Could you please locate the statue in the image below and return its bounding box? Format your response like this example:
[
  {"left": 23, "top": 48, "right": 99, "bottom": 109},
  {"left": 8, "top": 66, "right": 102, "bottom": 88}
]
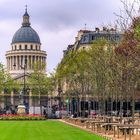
[{"left": 17, "top": 88, "right": 26, "bottom": 114}]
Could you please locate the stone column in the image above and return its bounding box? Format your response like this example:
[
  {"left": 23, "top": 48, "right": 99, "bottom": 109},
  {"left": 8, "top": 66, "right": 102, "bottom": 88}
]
[
  {"left": 19, "top": 56, "right": 21, "bottom": 70},
  {"left": 28, "top": 55, "right": 30, "bottom": 70},
  {"left": 17, "top": 56, "right": 19, "bottom": 70},
  {"left": 22, "top": 56, "right": 25, "bottom": 67},
  {"left": 12, "top": 56, "right": 14, "bottom": 70},
  {"left": 38, "top": 56, "right": 41, "bottom": 70},
  {"left": 11, "top": 56, "right": 13, "bottom": 70},
  {"left": 28, "top": 56, "right": 30, "bottom": 69},
  {"left": 42, "top": 57, "right": 44, "bottom": 70},
  {"left": 30, "top": 56, "right": 32, "bottom": 70},
  {"left": 16, "top": 56, "right": 18, "bottom": 70},
  {"left": 32, "top": 56, "right": 34, "bottom": 69},
  {"left": 13, "top": 56, "right": 15, "bottom": 70},
  {"left": 14, "top": 56, "right": 16, "bottom": 67},
  {"left": 21, "top": 55, "right": 24, "bottom": 67},
  {"left": 34, "top": 56, "right": 36, "bottom": 64},
  {"left": 26, "top": 56, "right": 28, "bottom": 69},
  {"left": 40, "top": 56, "right": 42, "bottom": 70},
  {"left": 28, "top": 55, "right": 30, "bottom": 69}
]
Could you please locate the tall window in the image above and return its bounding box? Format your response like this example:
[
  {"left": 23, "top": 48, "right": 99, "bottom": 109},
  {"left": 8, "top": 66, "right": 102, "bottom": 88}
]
[
  {"left": 36, "top": 45, "right": 38, "bottom": 50},
  {"left": 19, "top": 45, "right": 21, "bottom": 50},
  {"left": 15, "top": 45, "right": 17, "bottom": 50},
  {"left": 92, "top": 36, "right": 95, "bottom": 40},
  {"left": 25, "top": 45, "right": 27, "bottom": 50},
  {"left": 31, "top": 45, "right": 33, "bottom": 50}
]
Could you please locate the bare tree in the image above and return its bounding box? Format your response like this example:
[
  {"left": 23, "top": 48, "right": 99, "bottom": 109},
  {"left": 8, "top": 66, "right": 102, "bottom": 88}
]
[{"left": 115, "top": 0, "right": 140, "bottom": 30}]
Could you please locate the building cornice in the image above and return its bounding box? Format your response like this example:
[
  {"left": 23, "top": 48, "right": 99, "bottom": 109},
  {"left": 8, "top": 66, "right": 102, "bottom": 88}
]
[{"left": 6, "top": 50, "right": 47, "bottom": 57}]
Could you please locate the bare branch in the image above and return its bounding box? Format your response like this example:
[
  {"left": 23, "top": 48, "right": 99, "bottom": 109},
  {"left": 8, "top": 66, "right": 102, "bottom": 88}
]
[{"left": 115, "top": 0, "right": 140, "bottom": 31}]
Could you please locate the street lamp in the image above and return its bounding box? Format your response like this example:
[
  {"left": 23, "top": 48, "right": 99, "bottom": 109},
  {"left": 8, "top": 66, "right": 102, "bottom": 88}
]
[{"left": 13, "top": 58, "right": 27, "bottom": 114}]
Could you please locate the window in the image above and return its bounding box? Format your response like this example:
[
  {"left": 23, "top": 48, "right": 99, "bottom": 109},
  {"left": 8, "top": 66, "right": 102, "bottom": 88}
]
[
  {"left": 36, "top": 45, "right": 38, "bottom": 50},
  {"left": 19, "top": 45, "right": 21, "bottom": 50},
  {"left": 31, "top": 45, "right": 33, "bottom": 50},
  {"left": 83, "top": 36, "right": 87, "bottom": 41},
  {"left": 92, "top": 36, "right": 95, "bottom": 40},
  {"left": 25, "top": 45, "right": 27, "bottom": 50},
  {"left": 15, "top": 45, "right": 17, "bottom": 50}
]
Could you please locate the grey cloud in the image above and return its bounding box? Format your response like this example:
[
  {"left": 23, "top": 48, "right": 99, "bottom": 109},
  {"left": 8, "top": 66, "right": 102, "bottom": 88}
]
[
  {"left": 0, "top": 0, "right": 123, "bottom": 72},
  {"left": 0, "top": 0, "right": 121, "bottom": 31}
]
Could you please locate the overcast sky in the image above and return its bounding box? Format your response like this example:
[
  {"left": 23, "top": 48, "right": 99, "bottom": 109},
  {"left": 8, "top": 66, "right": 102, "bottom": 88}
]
[{"left": 0, "top": 0, "right": 125, "bottom": 73}]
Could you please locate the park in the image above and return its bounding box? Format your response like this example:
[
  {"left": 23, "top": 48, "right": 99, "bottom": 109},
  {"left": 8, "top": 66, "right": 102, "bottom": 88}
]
[
  {"left": 0, "top": 0, "right": 139, "bottom": 140},
  {"left": 0, "top": 121, "right": 106, "bottom": 140}
]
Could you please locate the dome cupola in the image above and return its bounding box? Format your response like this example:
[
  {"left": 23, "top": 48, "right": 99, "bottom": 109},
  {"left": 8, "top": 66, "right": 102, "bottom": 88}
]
[
  {"left": 12, "top": 6, "right": 41, "bottom": 44},
  {"left": 6, "top": 7, "right": 47, "bottom": 79},
  {"left": 22, "top": 5, "right": 30, "bottom": 27}
]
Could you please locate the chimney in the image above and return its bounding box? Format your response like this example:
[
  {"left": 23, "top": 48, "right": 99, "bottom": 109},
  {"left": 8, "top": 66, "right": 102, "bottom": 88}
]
[
  {"left": 103, "top": 27, "right": 107, "bottom": 31},
  {"left": 110, "top": 28, "right": 116, "bottom": 32},
  {"left": 95, "top": 27, "right": 100, "bottom": 32}
]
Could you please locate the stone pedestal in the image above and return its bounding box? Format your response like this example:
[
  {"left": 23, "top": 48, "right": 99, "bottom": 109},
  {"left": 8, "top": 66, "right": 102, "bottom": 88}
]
[{"left": 17, "top": 105, "right": 26, "bottom": 114}]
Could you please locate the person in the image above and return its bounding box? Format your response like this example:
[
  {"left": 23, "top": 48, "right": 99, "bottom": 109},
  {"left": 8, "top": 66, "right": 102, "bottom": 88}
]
[
  {"left": 73, "top": 112, "right": 77, "bottom": 118},
  {"left": 70, "top": 114, "right": 74, "bottom": 118},
  {"left": 43, "top": 109, "right": 47, "bottom": 118},
  {"left": 6, "top": 109, "right": 11, "bottom": 114},
  {"left": 85, "top": 111, "right": 88, "bottom": 118}
]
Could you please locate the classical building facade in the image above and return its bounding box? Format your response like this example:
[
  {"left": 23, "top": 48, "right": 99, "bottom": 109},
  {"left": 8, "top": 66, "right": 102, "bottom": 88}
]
[
  {"left": 2, "top": 9, "right": 48, "bottom": 114},
  {"left": 62, "top": 27, "right": 123, "bottom": 94},
  {"left": 6, "top": 8, "right": 47, "bottom": 78},
  {"left": 63, "top": 27, "right": 122, "bottom": 55}
]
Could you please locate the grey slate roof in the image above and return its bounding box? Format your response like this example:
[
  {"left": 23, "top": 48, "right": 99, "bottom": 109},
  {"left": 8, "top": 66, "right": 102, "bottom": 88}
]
[
  {"left": 12, "top": 26, "right": 41, "bottom": 44},
  {"left": 80, "top": 31, "right": 122, "bottom": 44},
  {"left": 24, "top": 11, "right": 29, "bottom": 17}
]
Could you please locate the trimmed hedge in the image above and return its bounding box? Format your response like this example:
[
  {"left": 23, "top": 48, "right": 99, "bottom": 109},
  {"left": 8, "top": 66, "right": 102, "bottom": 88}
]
[{"left": 0, "top": 114, "right": 46, "bottom": 120}]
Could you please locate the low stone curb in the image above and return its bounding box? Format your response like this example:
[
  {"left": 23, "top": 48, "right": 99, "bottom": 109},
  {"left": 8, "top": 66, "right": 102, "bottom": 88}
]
[{"left": 59, "top": 119, "right": 115, "bottom": 140}]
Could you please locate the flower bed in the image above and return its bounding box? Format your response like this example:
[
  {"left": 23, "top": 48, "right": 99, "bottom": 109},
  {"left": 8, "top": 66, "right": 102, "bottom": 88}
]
[{"left": 0, "top": 114, "right": 46, "bottom": 120}]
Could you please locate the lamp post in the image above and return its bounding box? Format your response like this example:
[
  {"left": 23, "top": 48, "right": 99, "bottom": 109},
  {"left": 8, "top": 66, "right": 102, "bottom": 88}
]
[{"left": 13, "top": 58, "right": 27, "bottom": 114}]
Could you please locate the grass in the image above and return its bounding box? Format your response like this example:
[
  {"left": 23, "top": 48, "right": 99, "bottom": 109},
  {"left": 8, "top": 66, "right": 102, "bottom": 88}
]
[{"left": 0, "top": 121, "right": 106, "bottom": 140}]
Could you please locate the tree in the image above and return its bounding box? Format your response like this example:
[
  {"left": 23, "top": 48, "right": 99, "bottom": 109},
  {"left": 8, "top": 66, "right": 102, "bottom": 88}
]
[
  {"left": 28, "top": 61, "right": 55, "bottom": 114},
  {"left": 56, "top": 49, "right": 93, "bottom": 116},
  {"left": 0, "top": 63, "right": 15, "bottom": 93},
  {"left": 115, "top": 16, "right": 140, "bottom": 121}
]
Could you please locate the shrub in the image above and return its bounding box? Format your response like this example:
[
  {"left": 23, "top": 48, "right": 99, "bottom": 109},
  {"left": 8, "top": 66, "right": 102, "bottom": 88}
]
[{"left": 0, "top": 114, "right": 46, "bottom": 120}]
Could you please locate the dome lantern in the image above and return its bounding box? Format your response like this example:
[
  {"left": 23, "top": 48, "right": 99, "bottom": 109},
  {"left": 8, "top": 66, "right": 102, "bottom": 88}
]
[
  {"left": 22, "top": 5, "right": 30, "bottom": 27},
  {"left": 12, "top": 6, "right": 41, "bottom": 44}
]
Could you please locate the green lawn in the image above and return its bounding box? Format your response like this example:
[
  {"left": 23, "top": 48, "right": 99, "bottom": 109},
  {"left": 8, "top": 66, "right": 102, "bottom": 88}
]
[{"left": 0, "top": 121, "right": 106, "bottom": 140}]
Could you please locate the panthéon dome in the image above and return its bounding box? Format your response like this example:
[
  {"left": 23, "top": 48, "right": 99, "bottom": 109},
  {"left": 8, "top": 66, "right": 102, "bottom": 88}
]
[
  {"left": 12, "top": 8, "right": 40, "bottom": 44},
  {"left": 6, "top": 7, "right": 47, "bottom": 78}
]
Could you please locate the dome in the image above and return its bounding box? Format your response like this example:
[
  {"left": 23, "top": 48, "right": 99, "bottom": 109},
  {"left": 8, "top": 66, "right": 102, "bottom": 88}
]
[{"left": 12, "top": 26, "right": 41, "bottom": 44}]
